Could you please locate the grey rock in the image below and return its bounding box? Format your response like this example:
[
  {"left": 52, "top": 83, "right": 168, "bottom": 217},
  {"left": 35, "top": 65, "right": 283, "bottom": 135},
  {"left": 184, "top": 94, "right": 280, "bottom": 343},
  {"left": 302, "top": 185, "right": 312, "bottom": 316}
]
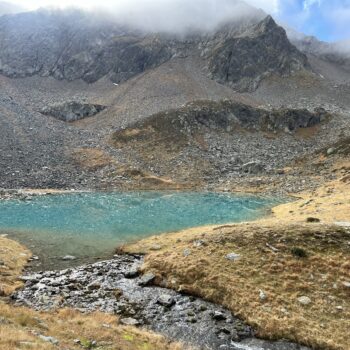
[
  {"left": 41, "top": 102, "right": 106, "bottom": 122},
  {"left": 297, "top": 296, "right": 311, "bottom": 305},
  {"left": 157, "top": 294, "right": 176, "bottom": 307},
  {"left": 61, "top": 255, "right": 77, "bottom": 261},
  {"left": 124, "top": 268, "right": 140, "bottom": 279},
  {"left": 225, "top": 253, "right": 241, "bottom": 261},
  {"left": 327, "top": 147, "right": 336, "bottom": 155},
  {"left": 120, "top": 317, "right": 140, "bottom": 326},
  {"left": 213, "top": 311, "right": 226, "bottom": 320},
  {"left": 138, "top": 273, "right": 156, "bottom": 286},
  {"left": 259, "top": 290, "right": 267, "bottom": 301},
  {"left": 183, "top": 248, "right": 192, "bottom": 257},
  {"left": 38, "top": 335, "right": 59, "bottom": 345},
  {"left": 241, "top": 161, "right": 265, "bottom": 174},
  {"left": 342, "top": 281, "right": 350, "bottom": 288}
]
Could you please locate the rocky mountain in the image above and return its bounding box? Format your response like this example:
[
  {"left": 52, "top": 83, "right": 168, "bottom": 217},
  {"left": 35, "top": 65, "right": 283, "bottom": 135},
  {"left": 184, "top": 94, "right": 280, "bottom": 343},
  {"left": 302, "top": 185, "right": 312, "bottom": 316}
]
[
  {"left": 207, "top": 16, "right": 308, "bottom": 91},
  {"left": 286, "top": 29, "right": 350, "bottom": 73},
  {"left": 0, "top": 8, "right": 308, "bottom": 92},
  {"left": 0, "top": 4, "right": 349, "bottom": 192}
]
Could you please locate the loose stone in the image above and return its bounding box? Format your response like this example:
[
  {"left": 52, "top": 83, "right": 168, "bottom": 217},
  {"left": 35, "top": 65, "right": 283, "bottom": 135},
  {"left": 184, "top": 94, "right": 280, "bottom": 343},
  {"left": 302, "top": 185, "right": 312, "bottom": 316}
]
[
  {"left": 226, "top": 253, "right": 241, "bottom": 261},
  {"left": 298, "top": 296, "right": 312, "bottom": 305}
]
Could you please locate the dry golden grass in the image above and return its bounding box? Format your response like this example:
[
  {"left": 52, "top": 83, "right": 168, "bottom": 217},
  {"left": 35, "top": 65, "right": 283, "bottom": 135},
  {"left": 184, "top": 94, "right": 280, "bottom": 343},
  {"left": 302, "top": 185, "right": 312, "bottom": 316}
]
[
  {"left": 0, "top": 236, "right": 31, "bottom": 295},
  {"left": 0, "top": 302, "right": 184, "bottom": 350},
  {"left": 125, "top": 222, "right": 350, "bottom": 350},
  {"left": 273, "top": 161, "right": 350, "bottom": 223},
  {"left": 0, "top": 236, "right": 185, "bottom": 350},
  {"left": 125, "top": 168, "right": 350, "bottom": 350}
]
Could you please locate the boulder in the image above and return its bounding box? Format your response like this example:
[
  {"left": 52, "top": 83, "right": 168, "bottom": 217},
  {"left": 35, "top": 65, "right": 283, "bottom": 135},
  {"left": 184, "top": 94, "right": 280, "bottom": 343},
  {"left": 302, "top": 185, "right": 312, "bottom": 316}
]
[{"left": 41, "top": 102, "right": 106, "bottom": 122}]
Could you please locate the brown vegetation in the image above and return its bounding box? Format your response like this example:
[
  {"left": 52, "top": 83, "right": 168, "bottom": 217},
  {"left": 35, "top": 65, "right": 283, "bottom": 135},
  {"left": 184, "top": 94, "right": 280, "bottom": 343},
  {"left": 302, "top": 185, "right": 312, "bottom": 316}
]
[
  {"left": 0, "top": 236, "right": 30, "bottom": 296},
  {"left": 125, "top": 222, "right": 350, "bottom": 350},
  {"left": 0, "top": 236, "right": 184, "bottom": 350},
  {"left": 0, "top": 303, "right": 184, "bottom": 350},
  {"left": 71, "top": 148, "right": 114, "bottom": 170}
]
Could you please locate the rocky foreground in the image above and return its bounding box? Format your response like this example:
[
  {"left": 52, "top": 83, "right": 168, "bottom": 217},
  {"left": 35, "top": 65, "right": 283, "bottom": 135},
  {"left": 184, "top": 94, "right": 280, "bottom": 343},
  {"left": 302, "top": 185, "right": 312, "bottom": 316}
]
[{"left": 13, "top": 254, "right": 310, "bottom": 350}]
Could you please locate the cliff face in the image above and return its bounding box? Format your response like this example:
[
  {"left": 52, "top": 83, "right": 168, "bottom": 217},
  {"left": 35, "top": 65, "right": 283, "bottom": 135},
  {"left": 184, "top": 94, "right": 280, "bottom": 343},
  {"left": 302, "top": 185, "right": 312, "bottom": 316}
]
[
  {"left": 207, "top": 16, "right": 309, "bottom": 91},
  {"left": 0, "top": 10, "right": 174, "bottom": 83},
  {"left": 0, "top": 9, "right": 308, "bottom": 91}
]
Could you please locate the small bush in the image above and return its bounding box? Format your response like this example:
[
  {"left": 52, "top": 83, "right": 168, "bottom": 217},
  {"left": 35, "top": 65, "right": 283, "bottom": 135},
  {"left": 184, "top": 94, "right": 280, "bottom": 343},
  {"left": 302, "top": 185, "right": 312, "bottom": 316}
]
[
  {"left": 291, "top": 247, "right": 308, "bottom": 258},
  {"left": 306, "top": 217, "right": 320, "bottom": 223}
]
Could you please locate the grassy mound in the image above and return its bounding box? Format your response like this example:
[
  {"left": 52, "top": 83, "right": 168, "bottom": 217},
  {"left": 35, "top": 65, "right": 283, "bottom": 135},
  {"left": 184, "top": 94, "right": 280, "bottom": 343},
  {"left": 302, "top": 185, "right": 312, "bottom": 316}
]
[{"left": 125, "top": 222, "right": 350, "bottom": 349}]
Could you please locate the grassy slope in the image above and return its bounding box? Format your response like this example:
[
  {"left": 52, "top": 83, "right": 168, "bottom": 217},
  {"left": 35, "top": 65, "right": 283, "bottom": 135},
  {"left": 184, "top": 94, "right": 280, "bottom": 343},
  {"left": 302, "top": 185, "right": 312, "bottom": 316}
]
[
  {"left": 124, "top": 174, "right": 350, "bottom": 350},
  {"left": 0, "top": 237, "right": 184, "bottom": 350}
]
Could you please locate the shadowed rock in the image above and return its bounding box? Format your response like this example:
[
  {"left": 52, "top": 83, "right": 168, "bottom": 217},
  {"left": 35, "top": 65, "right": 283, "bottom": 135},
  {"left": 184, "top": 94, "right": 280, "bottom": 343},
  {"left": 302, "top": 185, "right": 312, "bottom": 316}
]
[{"left": 41, "top": 102, "right": 106, "bottom": 122}]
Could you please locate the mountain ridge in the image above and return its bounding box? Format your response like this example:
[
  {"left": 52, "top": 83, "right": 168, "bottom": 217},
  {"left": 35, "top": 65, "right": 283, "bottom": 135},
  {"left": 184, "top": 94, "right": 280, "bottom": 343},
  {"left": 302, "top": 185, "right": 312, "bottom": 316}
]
[{"left": 0, "top": 9, "right": 308, "bottom": 92}]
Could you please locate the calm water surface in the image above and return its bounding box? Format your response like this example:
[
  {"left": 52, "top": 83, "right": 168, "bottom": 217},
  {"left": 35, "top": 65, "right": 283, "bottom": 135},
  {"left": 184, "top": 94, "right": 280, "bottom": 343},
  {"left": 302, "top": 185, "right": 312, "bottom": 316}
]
[{"left": 0, "top": 192, "right": 281, "bottom": 267}]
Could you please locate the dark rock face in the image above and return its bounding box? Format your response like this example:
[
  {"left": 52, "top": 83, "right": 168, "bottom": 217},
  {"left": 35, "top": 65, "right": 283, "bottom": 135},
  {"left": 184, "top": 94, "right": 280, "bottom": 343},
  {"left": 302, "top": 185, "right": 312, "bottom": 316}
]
[
  {"left": 207, "top": 16, "right": 309, "bottom": 91},
  {"left": 0, "top": 10, "right": 174, "bottom": 83},
  {"left": 0, "top": 9, "right": 308, "bottom": 92},
  {"left": 41, "top": 102, "right": 106, "bottom": 122}
]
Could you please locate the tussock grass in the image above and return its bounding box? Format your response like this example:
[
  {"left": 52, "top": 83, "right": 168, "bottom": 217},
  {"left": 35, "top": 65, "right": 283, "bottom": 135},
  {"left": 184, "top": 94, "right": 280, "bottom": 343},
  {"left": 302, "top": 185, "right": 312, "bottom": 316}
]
[
  {"left": 0, "top": 302, "right": 184, "bottom": 350},
  {"left": 0, "top": 236, "right": 31, "bottom": 295},
  {"left": 125, "top": 222, "right": 350, "bottom": 350}
]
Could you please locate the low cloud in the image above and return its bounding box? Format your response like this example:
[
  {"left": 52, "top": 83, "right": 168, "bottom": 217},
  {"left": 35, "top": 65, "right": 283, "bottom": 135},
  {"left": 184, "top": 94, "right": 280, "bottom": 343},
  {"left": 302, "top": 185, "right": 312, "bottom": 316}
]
[
  {"left": 91, "top": 0, "right": 266, "bottom": 34},
  {"left": 7, "top": 0, "right": 270, "bottom": 34}
]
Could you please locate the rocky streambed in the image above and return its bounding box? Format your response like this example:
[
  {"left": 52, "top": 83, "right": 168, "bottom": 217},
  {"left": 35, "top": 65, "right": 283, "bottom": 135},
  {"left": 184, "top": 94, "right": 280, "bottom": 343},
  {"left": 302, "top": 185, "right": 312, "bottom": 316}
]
[{"left": 13, "top": 254, "right": 310, "bottom": 350}]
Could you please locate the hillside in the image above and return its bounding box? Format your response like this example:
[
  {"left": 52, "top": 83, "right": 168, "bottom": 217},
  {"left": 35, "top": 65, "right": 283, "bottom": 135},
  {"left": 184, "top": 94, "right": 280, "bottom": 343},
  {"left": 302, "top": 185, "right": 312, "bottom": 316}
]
[
  {"left": 0, "top": 8, "right": 349, "bottom": 191},
  {"left": 0, "top": 2, "right": 349, "bottom": 350}
]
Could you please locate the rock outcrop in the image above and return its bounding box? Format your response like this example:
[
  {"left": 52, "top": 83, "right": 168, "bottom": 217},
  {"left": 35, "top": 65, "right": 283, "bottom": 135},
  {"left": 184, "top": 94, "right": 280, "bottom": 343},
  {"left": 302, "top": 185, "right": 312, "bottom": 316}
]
[
  {"left": 0, "top": 10, "right": 174, "bottom": 83},
  {"left": 207, "top": 16, "right": 309, "bottom": 91},
  {"left": 116, "top": 100, "right": 324, "bottom": 137},
  {"left": 41, "top": 102, "right": 106, "bottom": 122}
]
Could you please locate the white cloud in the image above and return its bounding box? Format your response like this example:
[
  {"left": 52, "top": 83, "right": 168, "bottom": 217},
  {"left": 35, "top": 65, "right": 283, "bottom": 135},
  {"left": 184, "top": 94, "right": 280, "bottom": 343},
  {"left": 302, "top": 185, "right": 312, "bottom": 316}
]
[
  {"left": 9, "top": 0, "right": 278, "bottom": 14},
  {"left": 6, "top": 0, "right": 273, "bottom": 34},
  {"left": 246, "top": 0, "right": 279, "bottom": 13},
  {"left": 303, "top": 0, "right": 322, "bottom": 11}
]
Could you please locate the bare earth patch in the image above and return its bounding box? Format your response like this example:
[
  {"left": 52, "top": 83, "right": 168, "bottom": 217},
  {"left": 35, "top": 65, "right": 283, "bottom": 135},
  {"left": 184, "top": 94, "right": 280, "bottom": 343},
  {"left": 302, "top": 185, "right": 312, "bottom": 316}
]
[{"left": 70, "top": 148, "right": 115, "bottom": 170}]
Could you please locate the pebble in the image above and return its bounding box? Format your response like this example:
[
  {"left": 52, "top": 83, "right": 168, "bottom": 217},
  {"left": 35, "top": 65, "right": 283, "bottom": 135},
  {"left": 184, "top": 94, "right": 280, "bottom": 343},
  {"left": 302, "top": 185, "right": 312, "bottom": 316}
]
[
  {"left": 225, "top": 253, "right": 241, "bottom": 261},
  {"left": 259, "top": 290, "right": 267, "bottom": 301},
  {"left": 183, "top": 248, "right": 192, "bottom": 257},
  {"left": 61, "top": 255, "right": 77, "bottom": 261},
  {"left": 120, "top": 317, "right": 140, "bottom": 326},
  {"left": 157, "top": 294, "right": 176, "bottom": 307},
  {"left": 298, "top": 296, "right": 312, "bottom": 305}
]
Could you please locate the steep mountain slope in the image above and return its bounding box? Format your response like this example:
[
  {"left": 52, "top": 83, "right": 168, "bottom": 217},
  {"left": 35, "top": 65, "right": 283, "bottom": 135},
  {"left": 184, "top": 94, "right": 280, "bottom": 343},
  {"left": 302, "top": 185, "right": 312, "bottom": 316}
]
[
  {"left": 0, "top": 9, "right": 308, "bottom": 92},
  {"left": 207, "top": 16, "right": 308, "bottom": 91},
  {"left": 0, "top": 5, "right": 349, "bottom": 192},
  {"left": 286, "top": 29, "right": 350, "bottom": 84}
]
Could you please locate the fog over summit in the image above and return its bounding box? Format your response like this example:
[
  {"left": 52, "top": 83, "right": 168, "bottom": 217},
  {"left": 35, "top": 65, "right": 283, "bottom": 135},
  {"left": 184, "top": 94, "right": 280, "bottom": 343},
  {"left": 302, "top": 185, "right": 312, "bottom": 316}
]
[
  {"left": 92, "top": 0, "right": 265, "bottom": 34},
  {"left": 3, "top": 0, "right": 267, "bottom": 34}
]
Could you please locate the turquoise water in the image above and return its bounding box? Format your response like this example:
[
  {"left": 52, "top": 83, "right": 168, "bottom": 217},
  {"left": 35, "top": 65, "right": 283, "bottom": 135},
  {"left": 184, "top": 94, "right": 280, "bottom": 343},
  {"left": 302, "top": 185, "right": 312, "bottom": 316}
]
[{"left": 0, "top": 192, "right": 279, "bottom": 264}]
